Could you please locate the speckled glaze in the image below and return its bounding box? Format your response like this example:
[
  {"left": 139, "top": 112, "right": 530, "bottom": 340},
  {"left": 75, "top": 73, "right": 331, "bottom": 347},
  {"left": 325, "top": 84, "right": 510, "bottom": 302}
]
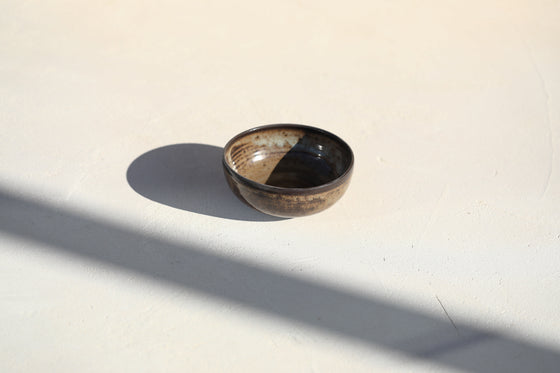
[{"left": 223, "top": 124, "right": 354, "bottom": 218}]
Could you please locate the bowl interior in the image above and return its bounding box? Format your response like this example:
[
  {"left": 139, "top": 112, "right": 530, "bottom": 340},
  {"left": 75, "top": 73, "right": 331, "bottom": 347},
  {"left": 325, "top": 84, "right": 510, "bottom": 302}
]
[{"left": 224, "top": 126, "right": 353, "bottom": 188}]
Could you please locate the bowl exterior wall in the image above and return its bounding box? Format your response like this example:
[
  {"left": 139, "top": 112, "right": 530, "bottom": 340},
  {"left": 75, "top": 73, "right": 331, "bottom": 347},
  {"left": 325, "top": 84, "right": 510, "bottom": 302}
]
[{"left": 223, "top": 165, "right": 352, "bottom": 218}]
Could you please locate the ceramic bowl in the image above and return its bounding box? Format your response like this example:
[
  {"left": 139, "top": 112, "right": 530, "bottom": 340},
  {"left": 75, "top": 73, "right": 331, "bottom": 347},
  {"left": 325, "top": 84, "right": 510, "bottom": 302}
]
[{"left": 222, "top": 124, "right": 354, "bottom": 218}]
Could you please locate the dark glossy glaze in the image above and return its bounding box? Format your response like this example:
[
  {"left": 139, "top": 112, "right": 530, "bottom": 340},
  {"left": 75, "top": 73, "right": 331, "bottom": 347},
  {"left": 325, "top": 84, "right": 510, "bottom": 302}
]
[{"left": 223, "top": 124, "right": 354, "bottom": 218}]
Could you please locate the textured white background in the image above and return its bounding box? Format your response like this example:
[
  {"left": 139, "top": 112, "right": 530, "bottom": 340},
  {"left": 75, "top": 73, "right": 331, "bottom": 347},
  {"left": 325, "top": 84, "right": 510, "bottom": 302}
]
[{"left": 1, "top": 1, "right": 559, "bottom": 372}]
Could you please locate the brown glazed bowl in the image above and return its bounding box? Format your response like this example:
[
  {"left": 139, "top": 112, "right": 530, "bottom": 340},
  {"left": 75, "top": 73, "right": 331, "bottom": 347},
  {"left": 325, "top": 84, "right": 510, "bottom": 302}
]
[{"left": 222, "top": 124, "right": 354, "bottom": 218}]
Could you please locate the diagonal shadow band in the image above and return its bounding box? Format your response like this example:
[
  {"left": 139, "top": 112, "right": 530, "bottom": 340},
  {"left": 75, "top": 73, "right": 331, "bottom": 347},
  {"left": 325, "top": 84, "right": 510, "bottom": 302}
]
[
  {"left": 126, "top": 143, "right": 284, "bottom": 221},
  {"left": 1, "top": 187, "right": 559, "bottom": 372}
]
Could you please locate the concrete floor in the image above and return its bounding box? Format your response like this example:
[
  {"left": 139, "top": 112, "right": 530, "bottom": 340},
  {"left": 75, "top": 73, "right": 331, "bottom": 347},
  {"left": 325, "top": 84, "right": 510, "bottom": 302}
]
[{"left": 1, "top": 1, "right": 559, "bottom": 372}]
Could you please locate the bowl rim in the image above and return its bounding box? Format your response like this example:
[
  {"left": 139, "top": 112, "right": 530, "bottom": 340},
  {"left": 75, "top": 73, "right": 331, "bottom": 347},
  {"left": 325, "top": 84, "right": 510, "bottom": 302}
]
[{"left": 222, "top": 123, "right": 354, "bottom": 194}]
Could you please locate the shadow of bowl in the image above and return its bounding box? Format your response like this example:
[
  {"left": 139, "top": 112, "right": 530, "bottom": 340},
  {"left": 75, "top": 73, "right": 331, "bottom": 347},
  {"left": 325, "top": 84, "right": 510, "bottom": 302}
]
[{"left": 126, "top": 144, "right": 284, "bottom": 221}]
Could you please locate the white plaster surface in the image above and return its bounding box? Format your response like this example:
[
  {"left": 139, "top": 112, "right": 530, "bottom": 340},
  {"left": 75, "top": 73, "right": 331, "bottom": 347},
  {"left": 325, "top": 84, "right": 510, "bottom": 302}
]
[{"left": 1, "top": 1, "right": 559, "bottom": 372}]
